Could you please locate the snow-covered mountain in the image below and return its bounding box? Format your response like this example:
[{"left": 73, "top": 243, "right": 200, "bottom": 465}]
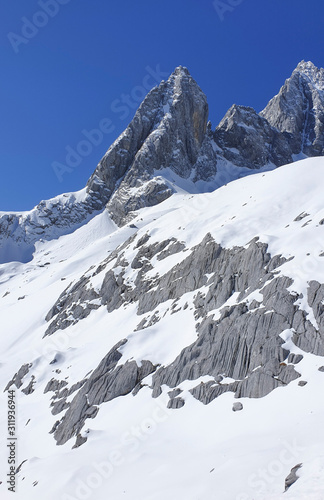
[
  {"left": 1, "top": 62, "right": 324, "bottom": 500},
  {"left": 2, "top": 61, "right": 323, "bottom": 265},
  {"left": 261, "top": 60, "right": 324, "bottom": 157}
]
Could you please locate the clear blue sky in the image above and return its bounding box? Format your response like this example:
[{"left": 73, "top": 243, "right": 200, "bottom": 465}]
[{"left": 0, "top": 0, "right": 323, "bottom": 210}]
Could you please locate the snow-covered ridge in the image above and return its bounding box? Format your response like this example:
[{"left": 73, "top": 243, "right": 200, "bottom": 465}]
[
  {"left": 0, "top": 188, "right": 104, "bottom": 264},
  {"left": 294, "top": 60, "right": 324, "bottom": 93},
  {"left": 1, "top": 158, "right": 324, "bottom": 499}
]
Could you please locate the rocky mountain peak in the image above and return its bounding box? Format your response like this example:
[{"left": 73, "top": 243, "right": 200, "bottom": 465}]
[
  {"left": 86, "top": 65, "right": 212, "bottom": 225},
  {"left": 1, "top": 61, "right": 324, "bottom": 264},
  {"left": 260, "top": 60, "right": 324, "bottom": 156},
  {"left": 294, "top": 60, "right": 324, "bottom": 87},
  {"left": 214, "top": 104, "right": 293, "bottom": 169}
]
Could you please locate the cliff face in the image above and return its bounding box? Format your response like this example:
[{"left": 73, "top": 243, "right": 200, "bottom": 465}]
[
  {"left": 214, "top": 104, "right": 294, "bottom": 169},
  {"left": 87, "top": 66, "right": 215, "bottom": 225},
  {"left": 260, "top": 60, "right": 324, "bottom": 156}
]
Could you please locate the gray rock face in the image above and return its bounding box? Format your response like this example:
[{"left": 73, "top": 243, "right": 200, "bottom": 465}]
[
  {"left": 214, "top": 105, "right": 293, "bottom": 169},
  {"left": 5, "top": 363, "right": 32, "bottom": 391},
  {"left": 292, "top": 280, "right": 324, "bottom": 355},
  {"left": 44, "top": 271, "right": 103, "bottom": 337},
  {"left": 288, "top": 353, "right": 303, "bottom": 364},
  {"left": 261, "top": 61, "right": 324, "bottom": 156},
  {"left": 284, "top": 463, "right": 302, "bottom": 492},
  {"left": 21, "top": 376, "right": 36, "bottom": 395},
  {"left": 54, "top": 340, "right": 157, "bottom": 446},
  {"left": 96, "top": 66, "right": 216, "bottom": 225},
  {"left": 150, "top": 272, "right": 303, "bottom": 402},
  {"left": 232, "top": 402, "right": 243, "bottom": 412},
  {"left": 87, "top": 67, "right": 203, "bottom": 202},
  {"left": 40, "top": 228, "right": 324, "bottom": 446},
  {"left": 167, "top": 397, "right": 185, "bottom": 409},
  {"left": 44, "top": 378, "right": 68, "bottom": 393}
]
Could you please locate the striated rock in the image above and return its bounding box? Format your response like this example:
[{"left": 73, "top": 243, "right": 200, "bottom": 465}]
[
  {"left": 167, "top": 397, "right": 185, "bottom": 409},
  {"left": 284, "top": 463, "right": 302, "bottom": 492},
  {"left": 215, "top": 105, "right": 293, "bottom": 169},
  {"left": 22, "top": 376, "right": 36, "bottom": 395},
  {"left": 54, "top": 340, "right": 157, "bottom": 445},
  {"left": 190, "top": 381, "right": 239, "bottom": 406},
  {"left": 288, "top": 353, "right": 303, "bottom": 364},
  {"left": 44, "top": 229, "right": 324, "bottom": 420},
  {"left": 292, "top": 280, "right": 324, "bottom": 355},
  {"left": 44, "top": 378, "right": 68, "bottom": 393},
  {"left": 51, "top": 398, "right": 70, "bottom": 415},
  {"left": 72, "top": 433, "right": 88, "bottom": 449},
  {"left": 261, "top": 61, "right": 324, "bottom": 156},
  {"left": 168, "top": 388, "right": 183, "bottom": 399},
  {"left": 99, "top": 66, "right": 215, "bottom": 225},
  {"left": 5, "top": 363, "right": 32, "bottom": 391},
  {"left": 44, "top": 277, "right": 100, "bottom": 337}
]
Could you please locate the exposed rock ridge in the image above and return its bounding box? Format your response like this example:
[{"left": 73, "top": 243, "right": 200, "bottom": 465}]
[
  {"left": 0, "top": 190, "right": 106, "bottom": 264},
  {"left": 215, "top": 104, "right": 294, "bottom": 169},
  {"left": 28, "top": 233, "right": 324, "bottom": 446},
  {"left": 53, "top": 340, "right": 157, "bottom": 446}
]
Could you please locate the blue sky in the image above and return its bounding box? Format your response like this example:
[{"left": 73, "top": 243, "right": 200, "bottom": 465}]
[{"left": 0, "top": 0, "right": 323, "bottom": 210}]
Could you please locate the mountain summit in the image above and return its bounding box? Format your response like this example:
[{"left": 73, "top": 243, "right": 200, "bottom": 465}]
[
  {"left": 0, "top": 60, "right": 323, "bottom": 262},
  {"left": 87, "top": 65, "right": 216, "bottom": 225},
  {"left": 261, "top": 60, "right": 324, "bottom": 156}
]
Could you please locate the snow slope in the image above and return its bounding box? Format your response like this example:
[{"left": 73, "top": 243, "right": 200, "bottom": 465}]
[{"left": 1, "top": 157, "right": 324, "bottom": 499}]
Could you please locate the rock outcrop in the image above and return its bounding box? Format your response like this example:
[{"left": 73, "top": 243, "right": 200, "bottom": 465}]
[
  {"left": 214, "top": 104, "right": 293, "bottom": 169},
  {"left": 28, "top": 231, "right": 324, "bottom": 445}
]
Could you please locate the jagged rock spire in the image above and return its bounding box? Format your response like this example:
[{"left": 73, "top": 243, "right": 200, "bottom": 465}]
[
  {"left": 260, "top": 60, "right": 324, "bottom": 156},
  {"left": 86, "top": 66, "right": 217, "bottom": 225}
]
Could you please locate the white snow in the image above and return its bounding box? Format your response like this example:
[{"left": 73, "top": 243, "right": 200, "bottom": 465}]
[{"left": 1, "top": 157, "right": 324, "bottom": 499}]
